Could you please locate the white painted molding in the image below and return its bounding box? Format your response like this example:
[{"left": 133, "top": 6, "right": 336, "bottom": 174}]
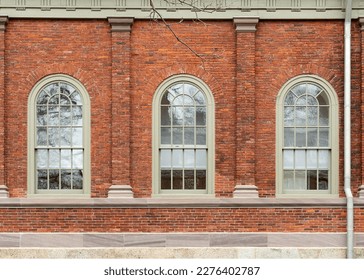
[
  {"left": 108, "top": 185, "right": 134, "bottom": 198},
  {"left": 0, "top": 16, "right": 8, "bottom": 31},
  {"left": 233, "top": 17, "right": 259, "bottom": 32},
  {"left": 359, "top": 185, "right": 364, "bottom": 198},
  {"left": 233, "top": 185, "right": 259, "bottom": 198},
  {"left": 0, "top": 185, "right": 9, "bottom": 198},
  {"left": 108, "top": 17, "right": 133, "bottom": 32}
]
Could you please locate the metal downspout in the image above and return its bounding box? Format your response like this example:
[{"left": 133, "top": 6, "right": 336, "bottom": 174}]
[{"left": 344, "top": 0, "right": 354, "bottom": 259}]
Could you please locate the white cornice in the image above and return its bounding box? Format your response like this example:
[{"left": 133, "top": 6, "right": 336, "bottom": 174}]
[{"left": 0, "top": 0, "right": 362, "bottom": 19}]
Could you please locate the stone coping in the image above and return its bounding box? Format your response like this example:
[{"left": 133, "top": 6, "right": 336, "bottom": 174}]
[{"left": 0, "top": 197, "right": 363, "bottom": 208}]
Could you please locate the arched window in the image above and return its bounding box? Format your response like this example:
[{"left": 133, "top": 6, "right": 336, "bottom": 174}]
[
  {"left": 152, "top": 75, "right": 214, "bottom": 195},
  {"left": 28, "top": 75, "right": 90, "bottom": 196},
  {"left": 276, "top": 75, "right": 338, "bottom": 197}
]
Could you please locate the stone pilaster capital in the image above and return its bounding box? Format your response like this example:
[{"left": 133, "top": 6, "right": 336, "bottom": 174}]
[
  {"left": 108, "top": 17, "right": 134, "bottom": 32},
  {"left": 359, "top": 18, "right": 364, "bottom": 31},
  {"left": 233, "top": 17, "right": 259, "bottom": 33},
  {"left": 0, "top": 16, "right": 8, "bottom": 31}
]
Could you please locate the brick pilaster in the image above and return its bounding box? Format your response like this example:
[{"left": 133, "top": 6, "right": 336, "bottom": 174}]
[
  {"left": 359, "top": 18, "right": 364, "bottom": 196},
  {"left": 107, "top": 17, "right": 134, "bottom": 198},
  {"left": 233, "top": 17, "right": 259, "bottom": 198}
]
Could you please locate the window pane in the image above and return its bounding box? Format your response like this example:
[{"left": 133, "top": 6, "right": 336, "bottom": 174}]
[
  {"left": 196, "top": 107, "right": 206, "bottom": 125},
  {"left": 291, "top": 84, "right": 306, "bottom": 96},
  {"left": 48, "top": 128, "right": 60, "bottom": 147},
  {"left": 160, "top": 149, "right": 171, "bottom": 168},
  {"left": 295, "top": 150, "right": 306, "bottom": 169},
  {"left": 60, "top": 170, "right": 72, "bottom": 189},
  {"left": 295, "top": 170, "right": 306, "bottom": 190},
  {"left": 295, "top": 106, "right": 306, "bottom": 126},
  {"left": 72, "top": 170, "right": 83, "bottom": 189},
  {"left": 307, "top": 84, "right": 322, "bottom": 96},
  {"left": 48, "top": 106, "right": 59, "bottom": 125},
  {"left": 283, "top": 150, "right": 294, "bottom": 169},
  {"left": 61, "top": 149, "right": 72, "bottom": 169},
  {"left": 37, "top": 128, "right": 47, "bottom": 146},
  {"left": 161, "top": 93, "right": 171, "bottom": 105},
  {"left": 184, "top": 170, "right": 195, "bottom": 190},
  {"left": 307, "top": 128, "right": 318, "bottom": 147},
  {"left": 36, "top": 149, "right": 48, "bottom": 169},
  {"left": 307, "top": 150, "right": 317, "bottom": 169},
  {"left": 295, "top": 128, "right": 306, "bottom": 147},
  {"left": 49, "top": 95, "right": 59, "bottom": 105},
  {"left": 296, "top": 95, "right": 307, "bottom": 106},
  {"left": 307, "top": 107, "right": 318, "bottom": 126},
  {"left": 306, "top": 95, "right": 318, "bottom": 105},
  {"left": 284, "top": 128, "right": 294, "bottom": 147},
  {"left": 184, "top": 107, "right": 195, "bottom": 126},
  {"left": 172, "top": 149, "right": 183, "bottom": 168},
  {"left": 317, "top": 93, "right": 328, "bottom": 105},
  {"left": 161, "top": 127, "right": 171, "bottom": 144},
  {"left": 172, "top": 107, "right": 183, "bottom": 125},
  {"left": 196, "top": 150, "right": 207, "bottom": 169},
  {"left": 72, "top": 106, "right": 83, "bottom": 125},
  {"left": 37, "top": 106, "right": 47, "bottom": 125},
  {"left": 318, "top": 170, "right": 329, "bottom": 190},
  {"left": 319, "top": 128, "right": 329, "bottom": 147},
  {"left": 60, "top": 106, "right": 72, "bottom": 125},
  {"left": 184, "top": 149, "right": 195, "bottom": 168},
  {"left": 60, "top": 127, "right": 72, "bottom": 147},
  {"left": 307, "top": 170, "right": 317, "bottom": 190},
  {"left": 49, "top": 170, "right": 60, "bottom": 189},
  {"left": 319, "top": 106, "right": 329, "bottom": 126},
  {"left": 161, "top": 106, "right": 171, "bottom": 125},
  {"left": 318, "top": 150, "right": 330, "bottom": 169},
  {"left": 185, "top": 84, "right": 199, "bottom": 97},
  {"left": 184, "top": 127, "right": 194, "bottom": 145},
  {"left": 194, "top": 91, "right": 206, "bottom": 105},
  {"left": 72, "top": 149, "right": 83, "bottom": 169},
  {"left": 72, "top": 128, "right": 83, "bottom": 146},
  {"left": 284, "top": 107, "right": 294, "bottom": 126},
  {"left": 37, "top": 90, "right": 49, "bottom": 104},
  {"left": 172, "top": 128, "right": 183, "bottom": 145},
  {"left": 161, "top": 170, "right": 171, "bottom": 190},
  {"left": 196, "top": 128, "right": 206, "bottom": 145},
  {"left": 172, "top": 170, "right": 183, "bottom": 189},
  {"left": 284, "top": 92, "right": 295, "bottom": 105},
  {"left": 283, "top": 170, "right": 294, "bottom": 190},
  {"left": 37, "top": 170, "right": 48, "bottom": 190},
  {"left": 70, "top": 92, "right": 82, "bottom": 105},
  {"left": 182, "top": 95, "right": 194, "bottom": 106},
  {"left": 196, "top": 170, "right": 206, "bottom": 190},
  {"left": 49, "top": 149, "right": 60, "bottom": 168}
]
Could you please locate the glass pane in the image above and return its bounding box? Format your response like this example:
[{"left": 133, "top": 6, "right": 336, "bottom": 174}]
[
  {"left": 318, "top": 170, "right": 329, "bottom": 190},
  {"left": 184, "top": 150, "right": 195, "bottom": 168},
  {"left": 70, "top": 92, "right": 82, "bottom": 105},
  {"left": 291, "top": 84, "right": 306, "bottom": 96},
  {"left": 47, "top": 84, "right": 59, "bottom": 97},
  {"left": 296, "top": 95, "right": 307, "bottom": 106},
  {"left": 172, "top": 170, "right": 183, "bottom": 189},
  {"left": 284, "top": 92, "right": 296, "bottom": 105},
  {"left": 61, "top": 149, "right": 72, "bottom": 169},
  {"left": 319, "top": 106, "right": 329, "bottom": 126},
  {"left": 49, "top": 149, "right": 60, "bottom": 168},
  {"left": 173, "top": 96, "right": 184, "bottom": 106},
  {"left": 172, "top": 149, "right": 183, "bottom": 168},
  {"left": 72, "top": 149, "right": 83, "bottom": 169},
  {"left": 307, "top": 150, "right": 317, "bottom": 169},
  {"left": 37, "top": 170, "right": 48, "bottom": 190},
  {"left": 196, "top": 170, "right": 206, "bottom": 190},
  {"left": 196, "top": 128, "right": 206, "bottom": 145},
  {"left": 72, "top": 170, "right": 83, "bottom": 189},
  {"left": 60, "top": 94, "right": 70, "bottom": 105},
  {"left": 48, "top": 106, "right": 59, "bottom": 125},
  {"left": 60, "top": 170, "right": 72, "bottom": 189},
  {"left": 318, "top": 150, "right": 330, "bottom": 169},
  {"left": 196, "top": 107, "right": 206, "bottom": 125},
  {"left": 307, "top": 84, "right": 322, "bottom": 96},
  {"left": 283, "top": 150, "right": 294, "bottom": 169},
  {"left": 37, "top": 128, "right": 47, "bottom": 146},
  {"left": 194, "top": 91, "right": 206, "bottom": 105},
  {"left": 295, "top": 150, "right": 306, "bottom": 169},
  {"left": 307, "top": 170, "right": 317, "bottom": 190},
  {"left": 306, "top": 95, "right": 317, "bottom": 106},
  {"left": 161, "top": 93, "right": 171, "bottom": 105},
  {"left": 295, "top": 170, "right": 306, "bottom": 190},
  {"left": 307, "top": 107, "right": 318, "bottom": 125},
  {"left": 184, "top": 127, "right": 194, "bottom": 145},
  {"left": 161, "top": 127, "right": 171, "bottom": 144},
  {"left": 307, "top": 128, "right": 318, "bottom": 147},
  {"left": 185, "top": 84, "right": 199, "bottom": 96},
  {"left": 36, "top": 150, "right": 48, "bottom": 169},
  {"left": 284, "top": 107, "right": 294, "bottom": 126},
  {"left": 319, "top": 128, "right": 329, "bottom": 147},
  {"left": 60, "top": 83, "right": 73, "bottom": 96},
  {"left": 182, "top": 95, "right": 194, "bottom": 105},
  {"left": 161, "top": 170, "right": 171, "bottom": 190},
  {"left": 172, "top": 107, "right": 183, "bottom": 125},
  {"left": 172, "top": 128, "right": 183, "bottom": 145},
  {"left": 60, "top": 106, "right": 72, "bottom": 125},
  {"left": 170, "top": 84, "right": 183, "bottom": 96},
  {"left": 184, "top": 170, "right": 195, "bottom": 190},
  {"left": 37, "top": 90, "right": 49, "bottom": 104},
  {"left": 48, "top": 128, "right": 59, "bottom": 147},
  {"left": 317, "top": 93, "right": 328, "bottom": 105},
  {"left": 160, "top": 149, "right": 171, "bottom": 168},
  {"left": 60, "top": 127, "right": 72, "bottom": 147},
  {"left": 283, "top": 170, "right": 294, "bottom": 190},
  {"left": 49, "top": 170, "right": 59, "bottom": 189},
  {"left": 295, "top": 128, "right": 306, "bottom": 147},
  {"left": 161, "top": 106, "right": 171, "bottom": 125},
  {"left": 37, "top": 106, "right": 47, "bottom": 125},
  {"left": 196, "top": 150, "right": 207, "bottom": 169},
  {"left": 184, "top": 107, "right": 195, "bottom": 126},
  {"left": 48, "top": 95, "right": 59, "bottom": 105},
  {"left": 295, "top": 106, "right": 306, "bottom": 126},
  {"left": 72, "top": 128, "right": 83, "bottom": 146},
  {"left": 72, "top": 106, "right": 83, "bottom": 125},
  {"left": 284, "top": 128, "right": 294, "bottom": 147}
]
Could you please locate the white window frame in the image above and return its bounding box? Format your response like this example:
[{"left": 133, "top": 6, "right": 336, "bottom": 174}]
[
  {"left": 276, "top": 75, "right": 339, "bottom": 198},
  {"left": 27, "top": 74, "right": 91, "bottom": 197},
  {"left": 152, "top": 74, "right": 215, "bottom": 197}
]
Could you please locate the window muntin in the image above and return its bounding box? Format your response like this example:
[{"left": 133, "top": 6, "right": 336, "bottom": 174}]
[
  {"left": 160, "top": 83, "right": 207, "bottom": 191},
  {"left": 35, "top": 82, "right": 84, "bottom": 191}
]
